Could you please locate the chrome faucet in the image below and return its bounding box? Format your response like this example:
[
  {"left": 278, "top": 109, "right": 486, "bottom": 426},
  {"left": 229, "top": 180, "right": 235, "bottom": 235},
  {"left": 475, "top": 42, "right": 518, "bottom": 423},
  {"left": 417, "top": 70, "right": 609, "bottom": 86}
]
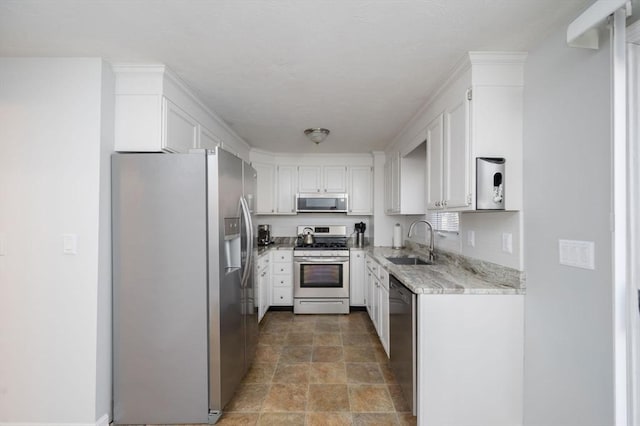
[{"left": 407, "top": 220, "right": 435, "bottom": 262}]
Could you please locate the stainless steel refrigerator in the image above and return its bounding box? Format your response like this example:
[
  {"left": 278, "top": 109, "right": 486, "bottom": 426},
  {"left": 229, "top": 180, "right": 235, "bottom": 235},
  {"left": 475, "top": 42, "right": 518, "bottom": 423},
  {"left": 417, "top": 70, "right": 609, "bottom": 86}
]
[{"left": 111, "top": 148, "right": 258, "bottom": 424}]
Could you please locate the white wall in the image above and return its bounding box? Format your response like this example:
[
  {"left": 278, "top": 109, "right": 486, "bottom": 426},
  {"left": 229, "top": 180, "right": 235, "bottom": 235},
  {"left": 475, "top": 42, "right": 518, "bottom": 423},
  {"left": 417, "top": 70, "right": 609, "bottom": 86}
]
[
  {"left": 522, "top": 26, "right": 614, "bottom": 425},
  {"left": 0, "top": 58, "right": 113, "bottom": 424}
]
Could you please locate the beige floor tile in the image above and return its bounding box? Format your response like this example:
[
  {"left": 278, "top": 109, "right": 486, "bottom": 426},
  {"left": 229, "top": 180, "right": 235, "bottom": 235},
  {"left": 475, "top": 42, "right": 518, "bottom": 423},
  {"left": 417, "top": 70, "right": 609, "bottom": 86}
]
[
  {"left": 348, "top": 385, "right": 395, "bottom": 412},
  {"left": 379, "top": 362, "right": 397, "bottom": 384},
  {"left": 258, "top": 333, "right": 287, "bottom": 346},
  {"left": 216, "top": 412, "right": 259, "bottom": 425},
  {"left": 272, "top": 362, "right": 310, "bottom": 383},
  {"left": 353, "top": 412, "right": 400, "bottom": 425},
  {"left": 344, "top": 346, "right": 377, "bottom": 362},
  {"left": 262, "top": 383, "right": 308, "bottom": 412},
  {"left": 342, "top": 332, "right": 375, "bottom": 346},
  {"left": 224, "top": 383, "right": 270, "bottom": 412},
  {"left": 346, "top": 362, "right": 385, "bottom": 384},
  {"left": 280, "top": 345, "right": 312, "bottom": 363},
  {"left": 387, "top": 384, "right": 411, "bottom": 412},
  {"left": 314, "top": 333, "right": 342, "bottom": 346},
  {"left": 307, "top": 384, "right": 351, "bottom": 412},
  {"left": 312, "top": 345, "right": 344, "bottom": 362},
  {"left": 261, "top": 321, "right": 291, "bottom": 334},
  {"left": 309, "top": 362, "right": 348, "bottom": 384},
  {"left": 397, "top": 412, "right": 417, "bottom": 426},
  {"left": 255, "top": 345, "right": 282, "bottom": 363},
  {"left": 286, "top": 332, "right": 314, "bottom": 345},
  {"left": 243, "top": 362, "right": 276, "bottom": 383},
  {"left": 306, "top": 412, "right": 353, "bottom": 426},
  {"left": 315, "top": 322, "right": 342, "bottom": 333},
  {"left": 257, "top": 412, "right": 305, "bottom": 426}
]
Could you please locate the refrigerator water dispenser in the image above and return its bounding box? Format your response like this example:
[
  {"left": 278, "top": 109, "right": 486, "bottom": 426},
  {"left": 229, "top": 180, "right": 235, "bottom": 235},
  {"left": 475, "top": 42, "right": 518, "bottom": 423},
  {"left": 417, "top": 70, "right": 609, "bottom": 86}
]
[{"left": 476, "top": 157, "right": 505, "bottom": 210}]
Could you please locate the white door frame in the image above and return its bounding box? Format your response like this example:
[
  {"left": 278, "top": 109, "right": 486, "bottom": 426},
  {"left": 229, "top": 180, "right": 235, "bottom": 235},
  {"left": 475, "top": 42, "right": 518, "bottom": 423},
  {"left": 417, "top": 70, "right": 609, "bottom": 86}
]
[{"left": 626, "top": 18, "right": 640, "bottom": 426}]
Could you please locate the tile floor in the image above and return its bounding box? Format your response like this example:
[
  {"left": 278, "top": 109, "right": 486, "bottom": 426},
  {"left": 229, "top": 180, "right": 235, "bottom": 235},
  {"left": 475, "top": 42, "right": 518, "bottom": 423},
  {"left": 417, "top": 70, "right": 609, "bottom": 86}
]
[{"left": 218, "top": 310, "right": 417, "bottom": 426}]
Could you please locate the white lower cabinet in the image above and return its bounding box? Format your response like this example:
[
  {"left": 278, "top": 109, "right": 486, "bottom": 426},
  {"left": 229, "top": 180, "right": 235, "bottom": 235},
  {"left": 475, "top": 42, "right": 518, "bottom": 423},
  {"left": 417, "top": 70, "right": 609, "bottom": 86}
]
[
  {"left": 271, "top": 249, "right": 293, "bottom": 306},
  {"left": 365, "top": 255, "right": 389, "bottom": 358},
  {"left": 416, "top": 294, "right": 524, "bottom": 426},
  {"left": 256, "top": 253, "right": 271, "bottom": 323},
  {"left": 349, "top": 250, "right": 366, "bottom": 306}
]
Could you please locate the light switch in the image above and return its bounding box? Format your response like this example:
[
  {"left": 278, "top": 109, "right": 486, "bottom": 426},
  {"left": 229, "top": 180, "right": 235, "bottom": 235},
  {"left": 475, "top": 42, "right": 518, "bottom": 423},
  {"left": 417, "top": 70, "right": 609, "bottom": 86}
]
[
  {"left": 63, "top": 234, "right": 77, "bottom": 255},
  {"left": 559, "top": 239, "right": 595, "bottom": 270},
  {"left": 467, "top": 230, "right": 475, "bottom": 247},
  {"left": 502, "top": 233, "right": 513, "bottom": 254}
]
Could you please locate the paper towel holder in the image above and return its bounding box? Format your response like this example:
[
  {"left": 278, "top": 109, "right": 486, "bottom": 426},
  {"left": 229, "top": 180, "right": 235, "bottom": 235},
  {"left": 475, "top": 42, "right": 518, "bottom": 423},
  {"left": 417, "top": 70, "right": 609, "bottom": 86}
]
[{"left": 392, "top": 223, "right": 404, "bottom": 249}]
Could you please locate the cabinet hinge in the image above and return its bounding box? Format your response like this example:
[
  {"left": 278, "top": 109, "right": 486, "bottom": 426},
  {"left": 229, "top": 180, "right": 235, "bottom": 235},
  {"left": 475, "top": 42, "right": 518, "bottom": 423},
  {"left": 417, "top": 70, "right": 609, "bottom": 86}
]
[
  {"left": 467, "top": 194, "right": 472, "bottom": 204},
  {"left": 467, "top": 89, "right": 472, "bottom": 101}
]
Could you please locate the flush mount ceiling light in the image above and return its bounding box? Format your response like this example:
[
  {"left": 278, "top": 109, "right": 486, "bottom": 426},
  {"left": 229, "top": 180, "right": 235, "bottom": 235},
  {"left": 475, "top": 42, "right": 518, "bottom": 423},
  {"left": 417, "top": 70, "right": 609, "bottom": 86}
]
[{"left": 304, "top": 128, "right": 330, "bottom": 144}]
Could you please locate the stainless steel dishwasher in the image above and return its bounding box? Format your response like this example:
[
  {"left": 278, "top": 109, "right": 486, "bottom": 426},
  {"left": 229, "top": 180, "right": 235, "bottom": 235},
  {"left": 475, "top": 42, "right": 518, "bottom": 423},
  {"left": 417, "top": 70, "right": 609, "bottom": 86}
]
[{"left": 389, "top": 274, "right": 416, "bottom": 416}]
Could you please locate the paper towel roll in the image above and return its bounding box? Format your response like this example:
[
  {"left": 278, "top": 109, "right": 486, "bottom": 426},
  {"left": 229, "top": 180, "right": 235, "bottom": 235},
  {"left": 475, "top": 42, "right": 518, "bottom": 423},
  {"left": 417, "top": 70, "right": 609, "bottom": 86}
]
[{"left": 392, "top": 223, "right": 402, "bottom": 249}]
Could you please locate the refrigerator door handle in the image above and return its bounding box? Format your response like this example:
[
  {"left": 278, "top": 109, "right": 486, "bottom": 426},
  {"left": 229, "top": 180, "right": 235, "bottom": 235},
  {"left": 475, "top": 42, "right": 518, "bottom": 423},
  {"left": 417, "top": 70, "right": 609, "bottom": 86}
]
[{"left": 239, "top": 195, "right": 254, "bottom": 288}]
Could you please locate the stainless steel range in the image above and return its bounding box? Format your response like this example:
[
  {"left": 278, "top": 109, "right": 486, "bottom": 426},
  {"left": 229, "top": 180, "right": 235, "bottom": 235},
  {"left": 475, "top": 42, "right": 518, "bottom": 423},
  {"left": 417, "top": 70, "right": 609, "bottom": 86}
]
[{"left": 293, "top": 225, "right": 350, "bottom": 314}]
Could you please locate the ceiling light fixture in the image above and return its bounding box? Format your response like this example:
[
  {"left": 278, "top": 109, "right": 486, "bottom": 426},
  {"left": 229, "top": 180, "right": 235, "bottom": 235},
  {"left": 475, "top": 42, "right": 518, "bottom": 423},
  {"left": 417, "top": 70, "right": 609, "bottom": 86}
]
[{"left": 304, "top": 128, "right": 330, "bottom": 144}]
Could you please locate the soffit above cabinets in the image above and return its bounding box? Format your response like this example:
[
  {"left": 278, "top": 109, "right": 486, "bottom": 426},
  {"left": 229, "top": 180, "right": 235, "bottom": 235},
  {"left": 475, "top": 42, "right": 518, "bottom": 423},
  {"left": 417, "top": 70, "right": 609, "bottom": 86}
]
[{"left": 0, "top": 0, "right": 591, "bottom": 153}]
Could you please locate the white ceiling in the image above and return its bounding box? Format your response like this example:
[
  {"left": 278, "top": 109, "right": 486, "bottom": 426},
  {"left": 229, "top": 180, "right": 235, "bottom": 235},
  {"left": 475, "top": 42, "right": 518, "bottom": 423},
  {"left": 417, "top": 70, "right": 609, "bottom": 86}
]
[{"left": 0, "top": 0, "right": 591, "bottom": 153}]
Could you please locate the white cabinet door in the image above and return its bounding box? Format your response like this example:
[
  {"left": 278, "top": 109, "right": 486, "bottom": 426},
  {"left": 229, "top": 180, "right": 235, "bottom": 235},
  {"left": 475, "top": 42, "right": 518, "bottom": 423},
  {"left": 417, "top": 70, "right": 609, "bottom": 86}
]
[
  {"left": 349, "top": 250, "right": 366, "bottom": 306},
  {"left": 385, "top": 152, "right": 400, "bottom": 214},
  {"left": 276, "top": 165, "right": 297, "bottom": 214},
  {"left": 444, "top": 94, "right": 471, "bottom": 209},
  {"left": 163, "top": 98, "right": 198, "bottom": 153},
  {"left": 379, "top": 285, "right": 389, "bottom": 357},
  {"left": 298, "top": 166, "right": 322, "bottom": 193},
  {"left": 324, "top": 166, "right": 347, "bottom": 193},
  {"left": 199, "top": 125, "right": 219, "bottom": 149},
  {"left": 348, "top": 166, "right": 373, "bottom": 215},
  {"left": 366, "top": 269, "right": 375, "bottom": 320},
  {"left": 254, "top": 162, "right": 276, "bottom": 214},
  {"left": 426, "top": 114, "right": 444, "bottom": 210},
  {"left": 298, "top": 165, "right": 346, "bottom": 193}
]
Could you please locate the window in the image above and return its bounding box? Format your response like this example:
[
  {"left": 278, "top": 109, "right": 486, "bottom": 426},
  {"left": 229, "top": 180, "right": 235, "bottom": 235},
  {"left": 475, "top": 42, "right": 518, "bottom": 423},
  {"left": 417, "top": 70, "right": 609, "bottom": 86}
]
[{"left": 427, "top": 211, "right": 459, "bottom": 233}]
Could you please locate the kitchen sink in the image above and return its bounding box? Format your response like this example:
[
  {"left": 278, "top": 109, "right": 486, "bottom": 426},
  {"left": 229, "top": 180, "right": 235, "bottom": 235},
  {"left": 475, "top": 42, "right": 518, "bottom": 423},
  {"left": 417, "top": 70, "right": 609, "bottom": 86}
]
[{"left": 385, "top": 256, "right": 432, "bottom": 265}]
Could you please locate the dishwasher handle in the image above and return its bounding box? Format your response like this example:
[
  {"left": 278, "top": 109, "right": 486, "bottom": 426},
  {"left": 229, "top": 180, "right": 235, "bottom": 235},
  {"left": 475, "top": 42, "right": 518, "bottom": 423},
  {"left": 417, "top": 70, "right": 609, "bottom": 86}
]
[{"left": 390, "top": 275, "right": 412, "bottom": 304}]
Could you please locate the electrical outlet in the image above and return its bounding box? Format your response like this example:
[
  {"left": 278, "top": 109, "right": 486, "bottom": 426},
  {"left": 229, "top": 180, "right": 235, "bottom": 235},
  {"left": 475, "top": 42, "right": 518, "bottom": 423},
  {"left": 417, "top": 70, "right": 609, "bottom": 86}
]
[
  {"left": 63, "top": 234, "right": 77, "bottom": 255},
  {"left": 467, "top": 230, "right": 475, "bottom": 247},
  {"left": 559, "top": 239, "right": 595, "bottom": 269},
  {"left": 502, "top": 233, "right": 513, "bottom": 253}
]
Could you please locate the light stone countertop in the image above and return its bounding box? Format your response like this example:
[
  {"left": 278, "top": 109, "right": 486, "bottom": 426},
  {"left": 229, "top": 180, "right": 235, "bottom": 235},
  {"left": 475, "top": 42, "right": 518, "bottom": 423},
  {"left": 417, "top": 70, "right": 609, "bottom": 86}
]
[{"left": 367, "top": 246, "right": 525, "bottom": 295}]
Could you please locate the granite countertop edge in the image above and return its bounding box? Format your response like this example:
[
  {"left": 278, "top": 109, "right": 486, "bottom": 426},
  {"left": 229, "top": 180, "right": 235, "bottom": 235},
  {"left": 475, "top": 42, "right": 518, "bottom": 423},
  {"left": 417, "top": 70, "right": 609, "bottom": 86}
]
[{"left": 367, "top": 246, "right": 526, "bottom": 296}]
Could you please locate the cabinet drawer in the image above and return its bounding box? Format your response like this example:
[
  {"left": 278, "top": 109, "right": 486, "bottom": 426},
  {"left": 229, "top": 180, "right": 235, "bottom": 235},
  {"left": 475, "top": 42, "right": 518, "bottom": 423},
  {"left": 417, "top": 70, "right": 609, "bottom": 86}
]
[
  {"left": 272, "top": 263, "right": 292, "bottom": 275},
  {"left": 272, "top": 251, "right": 293, "bottom": 262},
  {"left": 272, "top": 275, "right": 292, "bottom": 287},
  {"left": 272, "top": 287, "right": 293, "bottom": 305},
  {"left": 378, "top": 268, "right": 389, "bottom": 288}
]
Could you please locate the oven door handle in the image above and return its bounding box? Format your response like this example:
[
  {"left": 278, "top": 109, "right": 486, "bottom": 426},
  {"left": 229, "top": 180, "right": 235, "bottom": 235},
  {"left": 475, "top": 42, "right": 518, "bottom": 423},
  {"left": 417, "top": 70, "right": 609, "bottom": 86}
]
[{"left": 294, "top": 257, "right": 349, "bottom": 263}]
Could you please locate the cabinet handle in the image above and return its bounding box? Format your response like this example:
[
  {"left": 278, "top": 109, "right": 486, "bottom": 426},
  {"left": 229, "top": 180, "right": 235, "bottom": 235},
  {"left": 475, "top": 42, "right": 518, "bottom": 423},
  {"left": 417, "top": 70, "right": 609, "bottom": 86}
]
[{"left": 443, "top": 200, "right": 448, "bottom": 207}]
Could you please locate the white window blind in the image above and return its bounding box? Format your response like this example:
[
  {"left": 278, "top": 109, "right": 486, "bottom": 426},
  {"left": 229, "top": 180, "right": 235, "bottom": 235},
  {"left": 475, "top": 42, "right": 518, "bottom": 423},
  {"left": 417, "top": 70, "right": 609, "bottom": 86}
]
[{"left": 427, "top": 211, "right": 459, "bottom": 233}]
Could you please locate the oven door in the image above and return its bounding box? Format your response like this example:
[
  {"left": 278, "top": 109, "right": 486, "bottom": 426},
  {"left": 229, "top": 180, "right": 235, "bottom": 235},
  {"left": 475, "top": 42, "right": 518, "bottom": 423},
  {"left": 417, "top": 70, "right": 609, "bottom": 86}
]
[{"left": 294, "top": 257, "right": 350, "bottom": 298}]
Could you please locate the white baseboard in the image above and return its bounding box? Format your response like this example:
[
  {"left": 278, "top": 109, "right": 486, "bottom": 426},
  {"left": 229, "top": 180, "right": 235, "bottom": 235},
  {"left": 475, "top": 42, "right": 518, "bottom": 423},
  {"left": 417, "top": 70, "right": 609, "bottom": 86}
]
[{"left": 0, "top": 414, "right": 110, "bottom": 426}]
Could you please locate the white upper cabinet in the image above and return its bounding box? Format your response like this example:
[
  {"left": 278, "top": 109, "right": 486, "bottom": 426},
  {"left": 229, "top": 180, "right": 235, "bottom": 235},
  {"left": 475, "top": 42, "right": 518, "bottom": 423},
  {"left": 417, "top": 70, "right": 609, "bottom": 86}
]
[
  {"left": 385, "top": 141, "right": 426, "bottom": 215},
  {"left": 348, "top": 166, "right": 373, "bottom": 215},
  {"left": 199, "top": 125, "right": 220, "bottom": 150},
  {"left": 253, "top": 162, "right": 276, "bottom": 214},
  {"left": 298, "top": 165, "right": 347, "bottom": 193},
  {"left": 163, "top": 98, "right": 198, "bottom": 152},
  {"left": 398, "top": 52, "right": 525, "bottom": 212},
  {"left": 426, "top": 91, "right": 472, "bottom": 211},
  {"left": 113, "top": 64, "right": 248, "bottom": 156},
  {"left": 426, "top": 114, "right": 444, "bottom": 210},
  {"left": 276, "top": 165, "right": 298, "bottom": 214},
  {"left": 384, "top": 152, "right": 400, "bottom": 214},
  {"left": 444, "top": 93, "right": 472, "bottom": 209}
]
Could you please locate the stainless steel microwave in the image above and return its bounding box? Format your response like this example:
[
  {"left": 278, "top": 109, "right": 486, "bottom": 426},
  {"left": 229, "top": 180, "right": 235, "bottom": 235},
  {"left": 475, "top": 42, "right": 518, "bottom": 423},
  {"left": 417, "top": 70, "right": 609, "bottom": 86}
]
[{"left": 296, "top": 193, "right": 348, "bottom": 213}]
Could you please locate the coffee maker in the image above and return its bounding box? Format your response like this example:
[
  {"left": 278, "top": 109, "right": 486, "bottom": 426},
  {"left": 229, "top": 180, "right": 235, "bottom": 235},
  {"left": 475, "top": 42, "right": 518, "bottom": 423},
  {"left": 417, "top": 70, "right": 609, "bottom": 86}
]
[
  {"left": 258, "top": 224, "right": 272, "bottom": 246},
  {"left": 354, "top": 222, "right": 366, "bottom": 247}
]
